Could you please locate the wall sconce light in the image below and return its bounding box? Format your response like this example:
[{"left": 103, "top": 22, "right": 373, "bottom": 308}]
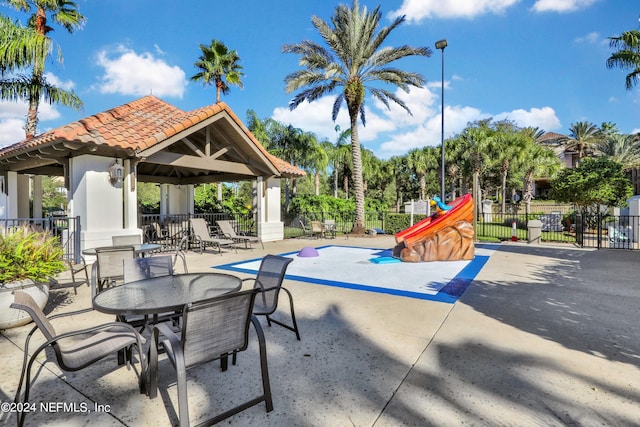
[{"left": 108, "top": 160, "right": 125, "bottom": 185}]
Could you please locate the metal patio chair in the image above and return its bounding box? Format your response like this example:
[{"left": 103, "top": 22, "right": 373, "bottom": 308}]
[
  {"left": 216, "top": 219, "right": 264, "bottom": 249},
  {"left": 243, "top": 254, "right": 300, "bottom": 340},
  {"left": 11, "top": 291, "right": 146, "bottom": 427},
  {"left": 189, "top": 218, "right": 236, "bottom": 254},
  {"left": 112, "top": 234, "right": 142, "bottom": 246},
  {"left": 122, "top": 255, "right": 178, "bottom": 329},
  {"left": 148, "top": 289, "right": 272, "bottom": 426},
  {"left": 91, "top": 245, "right": 136, "bottom": 297}
]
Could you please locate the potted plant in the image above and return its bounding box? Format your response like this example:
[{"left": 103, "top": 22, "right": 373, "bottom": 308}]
[{"left": 0, "top": 226, "right": 66, "bottom": 329}]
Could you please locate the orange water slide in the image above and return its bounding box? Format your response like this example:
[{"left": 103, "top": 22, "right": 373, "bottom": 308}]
[{"left": 394, "top": 194, "right": 474, "bottom": 249}]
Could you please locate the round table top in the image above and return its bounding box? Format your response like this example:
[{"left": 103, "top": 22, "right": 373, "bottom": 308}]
[
  {"left": 92, "top": 272, "right": 242, "bottom": 316},
  {"left": 82, "top": 243, "right": 162, "bottom": 256}
]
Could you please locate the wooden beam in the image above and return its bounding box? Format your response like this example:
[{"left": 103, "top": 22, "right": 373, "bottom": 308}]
[{"left": 147, "top": 151, "right": 261, "bottom": 176}]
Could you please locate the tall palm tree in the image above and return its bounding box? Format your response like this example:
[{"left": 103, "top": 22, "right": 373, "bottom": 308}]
[
  {"left": 563, "top": 121, "right": 603, "bottom": 159},
  {"left": 6, "top": 0, "right": 85, "bottom": 139},
  {"left": 607, "top": 30, "right": 640, "bottom": 90},
  {"left": 283, "top": 0, "right": 430, "bottom": 234},
  {"left": 191, "top": 39, "right": 244, "bottom": 103}
]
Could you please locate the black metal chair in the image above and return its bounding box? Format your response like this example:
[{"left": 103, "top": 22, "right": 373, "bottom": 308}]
[
  {"left": 11, "top": 291, "right": 146, "bottom": 427},
  {"left": 243, "top": 254, "right": 300, "bottom": 340},
  {"left": 148, "top": 289, "right": 272, "bottom": 426}
]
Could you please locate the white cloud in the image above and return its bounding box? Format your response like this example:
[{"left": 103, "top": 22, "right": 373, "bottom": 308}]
[
  {"left": 389, "top": 0, "right": 520, "bottom": 22},
  {"left": 494, "top": 106, "right": 561, "bottom": 130},
  {"left": 0, "top": 118, "right": 26, "bottom": 147},
  {"left": 43, "top": 72, "right": 75, "bottom": 91},
  {"left": 272, "top": 83, "right": 560, "bottom": 160},
  {"left": 378, "top": 105, "right": 489, "bottom": 157},
  {"left": 532, "top": 0, "right": 599, "bottom": 13},
  {"left": 271, "top": 96, "right": 396, "bottom": 144},
  {"left": 94, "top": 45, "right": 186, "bottom": 98},
  {"left": 0, "top": 100, "right": 62, "bottom": 147},
  {"left": 574, "top": 32, "right": 603, "bottom": 44}
]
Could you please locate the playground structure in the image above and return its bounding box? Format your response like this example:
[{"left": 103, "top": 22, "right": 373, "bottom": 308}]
[{"left": 393, "top": 194, "right": 475, "bottom": 262}]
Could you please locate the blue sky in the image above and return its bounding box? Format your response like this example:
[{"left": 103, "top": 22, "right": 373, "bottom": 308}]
[{"left": 0, "top": 0, "right": 638, "bottom": 159}]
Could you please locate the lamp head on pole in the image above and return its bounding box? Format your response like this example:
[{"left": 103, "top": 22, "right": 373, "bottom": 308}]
[{"left": 435, "top": 39, "right": 448, "bottom": 50}]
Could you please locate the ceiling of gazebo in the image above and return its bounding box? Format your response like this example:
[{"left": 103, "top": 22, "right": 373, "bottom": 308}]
[{"left": 0, "top": 95, "right": 304, "bottom": 185}]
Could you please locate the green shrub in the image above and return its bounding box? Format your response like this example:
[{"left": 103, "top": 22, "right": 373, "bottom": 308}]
[{"left": 0, "top": 227, "right": 65, "bottom": 283}]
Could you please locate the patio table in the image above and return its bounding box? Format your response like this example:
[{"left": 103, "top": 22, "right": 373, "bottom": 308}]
[
  {"left": 82, "top": 243, "right": 162, "bottom": 257},
  {"left": 92, "top": 272, "right": 242, "bottom": 318}
]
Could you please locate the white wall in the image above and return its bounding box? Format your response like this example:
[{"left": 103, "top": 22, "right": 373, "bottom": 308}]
[{"left": 69, "top": 155, "right": 139, "bottom": 250}]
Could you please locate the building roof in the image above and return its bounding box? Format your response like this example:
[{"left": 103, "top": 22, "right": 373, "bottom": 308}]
[
  {"left": 537, "top": 131, "right": 567, "bottom": 144},
  {"left": 0, "top": 95, "right": 305, "bottom": 182}
]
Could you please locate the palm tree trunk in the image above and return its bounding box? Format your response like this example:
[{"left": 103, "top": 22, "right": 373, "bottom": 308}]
[
  {"left": 315, "top": 171, "right": 320, "bottom": 195},
  {"left": 333, "top": 163, "right": 338, "bottom": 198},
  {"left": 350, "top": 116, "right": 366, "bottom": 235},
  {"left": 343, "top": 174, "right": 349, "bottom": 199}
]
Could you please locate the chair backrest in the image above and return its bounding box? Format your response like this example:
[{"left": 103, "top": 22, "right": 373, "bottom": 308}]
[
  {"left": 95, "top": 246, "right": 135, "bottom": 290},
  {"left": 123, "top": 255, "right": 174, "bottom": 283},
  {"left": 180, "top": 289, "right": 258, "bottom": 368},
  {"left": 324, "top": 219, "right": 335, "bottom": 227},
  {"left": 311, "top": 221, "right": 322, "bottom": 233},
  {"left": 190, "top": 218, "right": 212, "bottom": 239},
  {"left": 216, "top": 220, "right": 237, "bottom": 237},
  {"left": 11, "top": 291, "right": 57, "bottom": 342},
  {"left": 253, "top": 255, "right": 293, "bottom": 312},
  {"left": 112, "top": 235, "right": 141, "bottom": 246}
]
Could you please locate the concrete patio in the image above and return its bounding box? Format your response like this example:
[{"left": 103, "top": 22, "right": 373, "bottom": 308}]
[{"left": 1, "top": 236, "right": 639, "bottom": 426}]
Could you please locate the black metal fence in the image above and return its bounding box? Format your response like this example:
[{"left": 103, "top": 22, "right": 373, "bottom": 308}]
[
  {"left": 1, "top": 216, "right": 83, "bottom": 263},
  {"left": 138, "top": 212, "right": 256, "bottom": 251}
]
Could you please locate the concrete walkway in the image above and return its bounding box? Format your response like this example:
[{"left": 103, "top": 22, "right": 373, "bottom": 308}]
[{"left": 1, "top": 236, "right": 639, "bottom": 426}]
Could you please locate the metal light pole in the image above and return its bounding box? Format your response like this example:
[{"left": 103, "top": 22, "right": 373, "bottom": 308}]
[{"left": 435, "top": 39, "right": 447, "bottom": 202}]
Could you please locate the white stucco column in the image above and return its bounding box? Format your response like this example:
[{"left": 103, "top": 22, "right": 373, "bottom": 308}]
[
  {"left": 160, "top": 184, "right": 169, "bottom": 220},
  {"left": 0, "top": 171, "right": 18, "bottom": 219},
  {"left": 627, "top": 195, "right": 640, "bottom": 243},
  {"left": 17, "top": 174, "right": 29, "bottom": 218},
  {"left": 187, "top": 184, "right": 195, "bottom": 215},
  {"left": 166, "top": 185, "right": 187, "bottom": 215},
  {"left": 123, "top": 159, "right": 138, "bottom": 231},
  {"left": 256, "top": 176, "right": 283, "bottom": 242},
  {"left": 32, "top": 175, "right": 42, "bottom": 218},
  {"left": 68, "top": 155, "right": 130, "bottom": 250}
]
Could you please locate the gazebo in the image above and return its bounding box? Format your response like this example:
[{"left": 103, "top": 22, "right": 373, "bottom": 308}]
[{"left": 0, "top": 95, "right": 304, "bottom": 251}]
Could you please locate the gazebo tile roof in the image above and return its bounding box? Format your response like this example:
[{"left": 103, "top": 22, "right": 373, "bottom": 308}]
[{"left": 0, "top": 95, "right": 304, "bottom": 178}]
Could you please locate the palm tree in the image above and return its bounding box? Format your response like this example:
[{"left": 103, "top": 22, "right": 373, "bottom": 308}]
[
  {"left": 191, "top": 39, "right": 244, "bottom": 103},
  {"left": 596, "top": 133, "right": 640, "bottom": 170},
  {"left": 407, "top": 147, "right": 438, "bottom": 201},
  {"left": 518, "top": 140, "right": 561, "bottom": 215},
  {"left": 607, "top": 30, "right": 640, "bottom": 90},
  {"left": 563, "top": 121, "right": 603, "bottom": 159},
  {"left": 0, "top": 15, "right": 49, "bottom": 72},
  {"left": 6, "top": 0, "right": 85, "bottom": 139},
  {"left": 283, "top": 0, "right": 430, "bottom": 234}
]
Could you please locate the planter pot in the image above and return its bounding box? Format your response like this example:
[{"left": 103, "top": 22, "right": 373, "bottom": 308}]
[{"left": 0, "top": 279, "right": 49, "bottom": 330}]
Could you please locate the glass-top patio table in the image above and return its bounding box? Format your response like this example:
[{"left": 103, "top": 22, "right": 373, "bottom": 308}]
[
  {"left": 92, "top": 272, "right": 242, "bottom": 318},
  {"left": 82, "top": 243, "right": 162, "bottom": 257}
]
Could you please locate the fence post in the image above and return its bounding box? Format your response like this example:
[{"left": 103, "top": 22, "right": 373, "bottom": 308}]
[{"left": 597, "top": 212, "right": 602, "bottom": 250}]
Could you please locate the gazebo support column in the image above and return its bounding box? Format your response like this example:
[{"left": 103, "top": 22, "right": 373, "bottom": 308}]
[{"left": 256, "top": 176, "right": 283, "bottom": 242}]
